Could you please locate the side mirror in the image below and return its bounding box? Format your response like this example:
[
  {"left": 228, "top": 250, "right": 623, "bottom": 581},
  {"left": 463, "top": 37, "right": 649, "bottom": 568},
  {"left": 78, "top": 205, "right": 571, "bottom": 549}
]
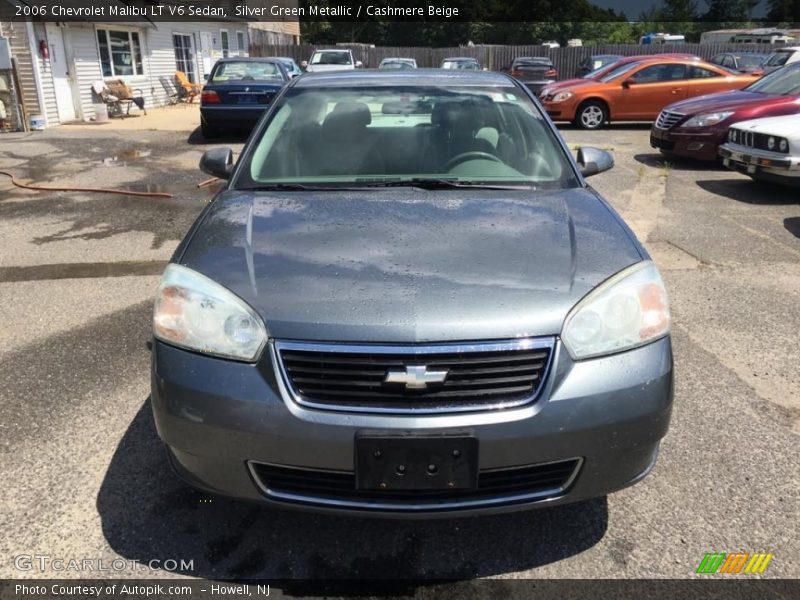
[
  {"left": 576, "top": 147, "right": 614, "bottom": 178},
  {"left": 300, "top": 60, "right": 308, "bottom": 69},
  {"left": 622, "top": 78, "right": 635, "bottom": 88},
  {"left": 355, "top": 60, "right": 363, "bottom": 68},
  {"left": 200, "top": 147, "right": 234, "bottom": 180}
]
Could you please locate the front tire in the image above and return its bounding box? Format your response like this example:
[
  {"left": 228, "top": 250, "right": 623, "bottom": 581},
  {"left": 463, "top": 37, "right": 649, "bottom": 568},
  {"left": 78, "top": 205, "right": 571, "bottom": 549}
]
[{"left": 574, "top": 101, "right": 608, "bottom": 130}]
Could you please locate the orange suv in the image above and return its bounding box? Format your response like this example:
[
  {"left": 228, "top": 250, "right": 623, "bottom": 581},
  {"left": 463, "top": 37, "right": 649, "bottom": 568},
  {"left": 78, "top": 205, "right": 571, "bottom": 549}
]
[{"left": 541, "top": 58, "right": 759, "bottom": 130}]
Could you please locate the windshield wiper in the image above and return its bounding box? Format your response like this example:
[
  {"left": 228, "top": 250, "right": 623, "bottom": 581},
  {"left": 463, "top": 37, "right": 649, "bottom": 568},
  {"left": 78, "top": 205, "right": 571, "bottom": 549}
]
[
  {"left": 355, "top": 178, "right": 537, "bottom": 191},
  {"left": 241, "top": 183, "right": 353, "bottom": 192}
]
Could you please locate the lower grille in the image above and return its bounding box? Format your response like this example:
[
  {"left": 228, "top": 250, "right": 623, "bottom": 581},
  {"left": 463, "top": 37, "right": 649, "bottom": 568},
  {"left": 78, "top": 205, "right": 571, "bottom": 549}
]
[
  {"left": 655, "top": 110, "right": 684, "bottom": 130},
  {"left": 249, "top": 459, "right": 581, "bottom": 511},
  {"left": 651, "top": 135, "right": 675, "bottom": 151},
  {"left": 274, "top": 338, "right": 554, "bottom": 414}
]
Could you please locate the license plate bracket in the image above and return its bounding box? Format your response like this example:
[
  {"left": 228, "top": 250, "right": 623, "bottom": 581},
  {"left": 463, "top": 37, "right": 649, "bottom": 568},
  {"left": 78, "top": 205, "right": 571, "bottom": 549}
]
[{"left": 355, "top": 435, "right": 478, "bottom": 491}]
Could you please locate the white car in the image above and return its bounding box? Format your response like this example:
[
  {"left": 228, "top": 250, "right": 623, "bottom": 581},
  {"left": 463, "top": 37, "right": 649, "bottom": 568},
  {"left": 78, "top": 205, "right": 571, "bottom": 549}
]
[
  {"left": 719, "top": 114, "right": 800, "bottom": 187},
  {"left": 762, "top": 46, "right": 800, "bottom": 72},
  {"left": 304, "top": 49, "right": 362, "bottom": 73}
]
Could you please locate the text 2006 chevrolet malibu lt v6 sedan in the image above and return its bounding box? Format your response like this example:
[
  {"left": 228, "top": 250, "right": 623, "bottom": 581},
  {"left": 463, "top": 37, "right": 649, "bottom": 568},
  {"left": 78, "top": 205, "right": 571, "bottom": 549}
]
[{"left": 151, "top": 70, "right": 673, "bottom": 516}]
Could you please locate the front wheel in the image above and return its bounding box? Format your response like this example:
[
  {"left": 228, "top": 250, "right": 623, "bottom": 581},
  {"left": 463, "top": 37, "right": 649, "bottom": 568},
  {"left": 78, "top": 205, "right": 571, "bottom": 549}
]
[{"left": 575, "top": 101, "right": 608, "bottom": 130}]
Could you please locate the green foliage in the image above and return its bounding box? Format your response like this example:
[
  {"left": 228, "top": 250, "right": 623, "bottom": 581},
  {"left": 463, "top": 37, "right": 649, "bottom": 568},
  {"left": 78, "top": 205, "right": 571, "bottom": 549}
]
[
  {"left": 298, "top": 0, "right": 631, "bottom": 46},
  {"left": 766, "top": 0, "right": 800, "bottom": 21}
]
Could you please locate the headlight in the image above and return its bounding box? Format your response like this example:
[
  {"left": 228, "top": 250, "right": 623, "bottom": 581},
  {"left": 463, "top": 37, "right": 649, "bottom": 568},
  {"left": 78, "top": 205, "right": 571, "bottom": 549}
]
[
  {"left": 680, "top": 111, "right": 734, "bottom": 128},
  {"left": 552, "top": 91, "right": 574, "bottom": 102},
  {"left": 153, "top": 264, "right": 267, "bottom": 361},
  {"left": 767, "top": 136, "right": 776, "bottom": 150},
  {"left": 779, "top": 138, "right": 789, "bottom": 152},
  {"left": 561, "top": 261, "right": 670, "bottom": 360},
  {"left": 729, "top": 129, "right": 738, "bottom": 142}
]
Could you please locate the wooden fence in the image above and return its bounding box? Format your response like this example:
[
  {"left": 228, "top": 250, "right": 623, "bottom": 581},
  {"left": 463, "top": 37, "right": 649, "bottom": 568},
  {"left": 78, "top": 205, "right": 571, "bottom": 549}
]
[{"left": 249, "top": 41, "right": 786, "bottom": 78}]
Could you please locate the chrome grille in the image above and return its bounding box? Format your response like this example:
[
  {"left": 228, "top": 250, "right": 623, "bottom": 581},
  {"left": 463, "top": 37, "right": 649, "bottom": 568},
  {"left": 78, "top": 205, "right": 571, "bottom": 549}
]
[
  {"left": 655, "top": 110, "right": 684, "bottom": 130},
  {"left": 274, "top": 338, "right": 554, "bottom": 414}
]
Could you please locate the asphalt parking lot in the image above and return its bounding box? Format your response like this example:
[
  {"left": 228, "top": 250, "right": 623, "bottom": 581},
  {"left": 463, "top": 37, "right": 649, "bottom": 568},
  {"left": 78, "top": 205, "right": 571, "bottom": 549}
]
[{"left": 0, "top": 113, "right": 798, "bottom": 582}]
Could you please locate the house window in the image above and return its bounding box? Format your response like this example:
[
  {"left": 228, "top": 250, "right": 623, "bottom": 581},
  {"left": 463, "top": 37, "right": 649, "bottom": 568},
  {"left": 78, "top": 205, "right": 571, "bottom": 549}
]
[
  {"left": 236, "top": 31, "right": 247, "bottom": 56},
  {"left": 220, "top": 30, "right": 229, "bottom": 58},
  {"left": 97, "top": 29, "right": 143, "bottom": 77},
  {"left": 173, "top": 33, "right": 197, "bottom": 83}
]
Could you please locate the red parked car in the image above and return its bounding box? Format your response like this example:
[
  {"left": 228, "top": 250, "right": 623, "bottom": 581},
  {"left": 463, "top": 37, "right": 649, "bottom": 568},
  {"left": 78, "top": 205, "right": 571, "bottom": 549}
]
[{"left": 651, "top": 63, "right": 800, "bottom": 161}]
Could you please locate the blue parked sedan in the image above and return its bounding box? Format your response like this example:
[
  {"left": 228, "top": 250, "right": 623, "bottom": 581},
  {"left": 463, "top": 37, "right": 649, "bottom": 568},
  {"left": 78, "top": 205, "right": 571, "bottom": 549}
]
[{"left": 200, "top": 58, "right": 289, "bottom": 138}]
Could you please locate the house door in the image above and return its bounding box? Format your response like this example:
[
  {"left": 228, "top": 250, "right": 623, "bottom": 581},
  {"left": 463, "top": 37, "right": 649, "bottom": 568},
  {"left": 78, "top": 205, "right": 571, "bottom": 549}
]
[
  {"left": 173, "top": 33, "right": 197, "bottom": 83},
  {"left": 199, "top": 32, "right": 213, "bottom": 80},
  {"left": 44, "top": 24, "right": 77, "bottom": 122}
]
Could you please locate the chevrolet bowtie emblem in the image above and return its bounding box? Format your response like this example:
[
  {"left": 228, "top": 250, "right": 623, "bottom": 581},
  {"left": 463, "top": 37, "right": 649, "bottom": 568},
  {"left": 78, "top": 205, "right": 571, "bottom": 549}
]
[{"left": 385, "top": 365, "right": 448, "bottom": 389}]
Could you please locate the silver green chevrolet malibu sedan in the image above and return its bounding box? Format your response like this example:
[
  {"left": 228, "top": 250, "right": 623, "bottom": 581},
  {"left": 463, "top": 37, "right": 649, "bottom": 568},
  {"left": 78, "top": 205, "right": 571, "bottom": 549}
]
[{"left": 151, "top": 70, "right": 673, "bottom": 516}]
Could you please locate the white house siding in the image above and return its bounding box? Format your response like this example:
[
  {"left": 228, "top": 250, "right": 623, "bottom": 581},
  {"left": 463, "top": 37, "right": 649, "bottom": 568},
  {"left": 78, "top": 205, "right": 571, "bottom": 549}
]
[
  {"left": 30, "top": 21, "right": 57, "bottom": 125},
  {"left": 33, "top": 20, "right": 251, "bottom": 125}
]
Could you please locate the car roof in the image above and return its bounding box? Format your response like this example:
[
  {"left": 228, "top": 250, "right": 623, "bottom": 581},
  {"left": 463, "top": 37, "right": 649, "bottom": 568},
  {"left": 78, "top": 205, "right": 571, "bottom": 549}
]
[
  {"left": 313, "top": 48, "right": 352, "bottom": 52},
  {"left": 292, "top": 69, "right": 513, "bottom": 88},
  {"left": 443, "top": 57, "right": 479, "bottom": 61}
]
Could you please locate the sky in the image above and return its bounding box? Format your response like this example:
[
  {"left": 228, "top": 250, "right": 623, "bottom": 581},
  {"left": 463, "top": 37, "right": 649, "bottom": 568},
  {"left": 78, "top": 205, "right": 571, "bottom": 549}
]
[{"left": 591, "top": 0, "right": 768, "bottom": 20}]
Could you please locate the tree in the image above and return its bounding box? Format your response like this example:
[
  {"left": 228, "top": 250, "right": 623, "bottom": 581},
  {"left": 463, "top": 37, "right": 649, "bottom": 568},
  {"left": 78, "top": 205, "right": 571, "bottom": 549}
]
[
  {"left": 703, "top": 0, "right": 750, "bottom": 21},
  {"left": 661, "top": 0, "right": 700, "bottom": 21},
  {"left": 767, "top": 0, "right": 800, "bottom": 21}
]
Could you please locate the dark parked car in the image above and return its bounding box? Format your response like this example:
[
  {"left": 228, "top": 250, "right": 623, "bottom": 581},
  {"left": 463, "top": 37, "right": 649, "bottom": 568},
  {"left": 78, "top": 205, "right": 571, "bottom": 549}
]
[
  {"left": 709, "top": 52, "right": 768, "bottom": 74},
  {"left": 575, "top": 54, "right": 623, "bottom": 77},
  {"left": 200, "top": 58, "right": 289, "bottom": 138},
  {"left": 651, "top": 62, "right": 800, "bottom": 161},
  {"left": 153, "top": 70, "right": 673, "bottom": 516},
  {"left": 508, "top": 56, "right": 558, "bottom": 94}
]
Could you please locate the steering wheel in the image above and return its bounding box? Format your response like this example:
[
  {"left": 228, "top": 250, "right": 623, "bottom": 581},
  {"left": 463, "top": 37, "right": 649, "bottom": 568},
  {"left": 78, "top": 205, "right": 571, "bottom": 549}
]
[{"left": 444, "top": 151, "right": 502, "bottom": 171}]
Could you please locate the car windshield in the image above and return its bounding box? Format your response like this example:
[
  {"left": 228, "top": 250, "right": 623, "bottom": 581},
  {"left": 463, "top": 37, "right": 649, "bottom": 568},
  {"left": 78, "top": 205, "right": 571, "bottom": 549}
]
[
  {"left": 599, "top": 61, "right": 642, "bottom": 83},
  {"left": 764, "top": 51, "right": 793, "bottom": 67},
  {"left": 237, "top": 85, "right": 578, "bottom": 189},
  {"left": 737, "top": 54, "right": 768, "bottom": 68},
  {"left": 584, "top": 59, "right": 624, "bottom": 79},
  {"left": 745, "top": 65, "right": 800, "bottom": 94},
  {"left": 311, "top": 51, "right": 353, "bottom": 65},
  {"left": 380, "top": 60, "right": 414, "bottom": 69},
  {"left": 443, "top": 60, "right": 479, "bottom": 69},
  {"left": 513, "top": 58, "right": 552, "bottom": 68},
  {"left": 211, "top": 61, "right": 283, "bottom": 83}
]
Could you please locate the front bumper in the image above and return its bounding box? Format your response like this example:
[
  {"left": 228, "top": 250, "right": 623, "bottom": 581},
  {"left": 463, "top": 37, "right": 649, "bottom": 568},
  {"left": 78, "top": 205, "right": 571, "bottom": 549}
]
[
  {"left": 151, "top": 336, "right": 673, "bottom": 517},
  {"left": 719, "top": 143, "right": 800, "bottom": 185},
  {"left": 650, "top": 126, "right": 724, "bottom": 161}
]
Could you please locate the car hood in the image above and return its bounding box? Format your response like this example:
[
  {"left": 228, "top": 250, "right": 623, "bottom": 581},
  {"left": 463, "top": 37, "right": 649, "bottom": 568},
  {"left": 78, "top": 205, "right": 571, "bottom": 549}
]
[
  {"left": 547, "top": 79, "right": 602, "bottom": 95},
  {"left": 306, "top": 64, "right": 354, "bottom": 72},
  {"left": 179, "top": 189, "right": 643, "bottom": 343},
  {"left": 663, "top": 90, "right": 791, "bottom": 114},
  {"left": 731, "top": 114, "right": 800, "bottom": 136}
]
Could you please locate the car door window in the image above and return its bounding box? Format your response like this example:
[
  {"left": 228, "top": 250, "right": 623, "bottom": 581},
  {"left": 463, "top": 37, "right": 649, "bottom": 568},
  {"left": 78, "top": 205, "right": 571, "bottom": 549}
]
[
  {"left": 688, "top": 66, "right": 721, "bottom": 79},
  {"left": 631, "top": 64, "right": 687, "bottom": 84},
  {"left": 721, "top": 55, "right": 735, "bottom": 68}
]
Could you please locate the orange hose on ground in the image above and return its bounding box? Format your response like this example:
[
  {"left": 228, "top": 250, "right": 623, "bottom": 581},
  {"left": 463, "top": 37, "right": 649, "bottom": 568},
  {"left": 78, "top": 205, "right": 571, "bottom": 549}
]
[
  {"left": 197, "top": 177, "right": 220, "bottom": 188},
  {"left": 0, "top": 170, "right": 173, "bottom": 198}
]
